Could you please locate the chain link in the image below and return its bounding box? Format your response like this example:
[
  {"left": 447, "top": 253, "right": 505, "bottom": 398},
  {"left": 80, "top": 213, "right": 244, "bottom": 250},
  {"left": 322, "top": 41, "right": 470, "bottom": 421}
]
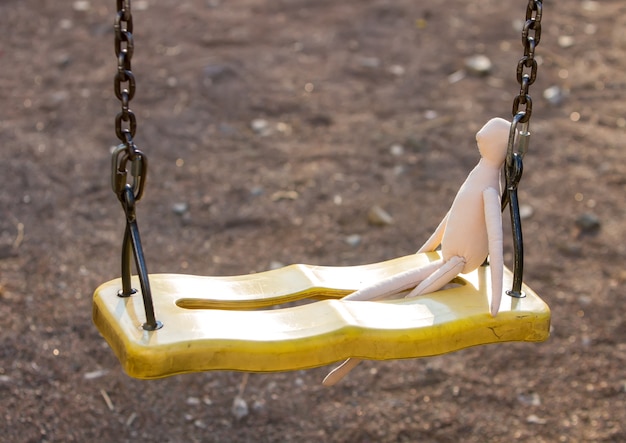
[{"left": 512, "top": 0, "right": 543, "bottom": 122}]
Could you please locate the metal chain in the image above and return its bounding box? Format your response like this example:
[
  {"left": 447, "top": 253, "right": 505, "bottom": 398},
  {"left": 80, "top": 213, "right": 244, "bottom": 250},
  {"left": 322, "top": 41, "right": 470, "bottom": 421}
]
[
  {"left": 110, "top": 0, "right": 160, "bottom": 331},
  {"left": 112, "top": 0, "right": 146, "bottom": 202},
  {"left": 104, "top": 0, "right": 543, "bottom": 320},
  {"left": 512, "top": 0, "right": 543, "bottom": 124},
  {"left": 114, "top": 0, "right": 137, "bottom": 151},
  {"left": 503, "top": 0, "right": 543, "bottom": 298}
]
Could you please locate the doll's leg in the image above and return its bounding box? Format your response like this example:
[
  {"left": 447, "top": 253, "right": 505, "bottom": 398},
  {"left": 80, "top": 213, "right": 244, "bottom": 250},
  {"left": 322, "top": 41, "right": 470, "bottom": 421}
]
[
  {"left": 344, "top": 259, "right": 444, "bottom": 301},
  {"left": 322, "top": 358, "right": 362, "bottom": 386},
  {"left": 405, "top": 256, "right": 465, "bottom": 297},
  {"left": 324, "top": 259, "right": 450, "bottom": 386},
  {"left": 325, "top": 261, "right": 444, "bottom": 386}
]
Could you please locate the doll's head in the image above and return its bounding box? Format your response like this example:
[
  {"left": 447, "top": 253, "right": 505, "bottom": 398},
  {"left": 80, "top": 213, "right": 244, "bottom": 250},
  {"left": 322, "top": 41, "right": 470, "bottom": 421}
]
[{"left": 476, "top": 117, "right": 510, "bottom": 166}]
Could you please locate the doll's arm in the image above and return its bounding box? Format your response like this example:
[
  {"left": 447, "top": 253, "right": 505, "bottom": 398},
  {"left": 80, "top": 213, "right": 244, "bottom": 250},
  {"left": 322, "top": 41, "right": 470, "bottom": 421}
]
[
  {"left": 417, "top": 211, "right": 449, "bottom": 253},
  {"left": 483, "top": 188, "right": 503, "bottom": 316}
]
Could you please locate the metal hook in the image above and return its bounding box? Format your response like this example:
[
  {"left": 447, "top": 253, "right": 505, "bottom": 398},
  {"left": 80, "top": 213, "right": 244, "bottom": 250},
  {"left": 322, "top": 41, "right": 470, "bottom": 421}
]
[{"left": 111, "top": 143, "right": 148, "bottom": 202}]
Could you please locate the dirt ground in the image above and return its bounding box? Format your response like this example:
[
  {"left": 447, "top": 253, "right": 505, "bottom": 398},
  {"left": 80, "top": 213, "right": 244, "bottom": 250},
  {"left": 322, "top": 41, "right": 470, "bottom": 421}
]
[{"left": 1, "top": 0, "right": 625, "bottom": 441}]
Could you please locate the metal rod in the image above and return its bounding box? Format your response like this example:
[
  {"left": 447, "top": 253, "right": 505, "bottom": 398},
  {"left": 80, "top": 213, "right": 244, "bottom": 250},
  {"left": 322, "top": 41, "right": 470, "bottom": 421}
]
[
  {"left": 506, "top": 153, "right": 525, "bottom": 298},
  {"left": 117, "top": 225, "right": 136, "bottom": 298},
  {"left": 121, "top": 186, "right": 162, "bottom": 331}
]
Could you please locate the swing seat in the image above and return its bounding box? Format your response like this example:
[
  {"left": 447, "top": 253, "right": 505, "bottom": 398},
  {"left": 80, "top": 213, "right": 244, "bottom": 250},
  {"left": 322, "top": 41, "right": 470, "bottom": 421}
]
[{"left": 92, "top": 251, "right": 550, "bottom": 379}]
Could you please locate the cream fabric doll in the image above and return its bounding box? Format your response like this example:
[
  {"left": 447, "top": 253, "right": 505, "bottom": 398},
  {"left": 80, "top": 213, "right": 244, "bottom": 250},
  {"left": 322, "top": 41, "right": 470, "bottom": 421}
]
[{"left": 323, "top": 117, "right": 510, "bottom": 386}]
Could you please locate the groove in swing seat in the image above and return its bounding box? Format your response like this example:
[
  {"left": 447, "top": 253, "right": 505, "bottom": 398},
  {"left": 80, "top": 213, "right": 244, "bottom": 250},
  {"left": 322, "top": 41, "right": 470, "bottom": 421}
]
[{"left": 92, "top": 252, "right": 550, "bottom": 379}]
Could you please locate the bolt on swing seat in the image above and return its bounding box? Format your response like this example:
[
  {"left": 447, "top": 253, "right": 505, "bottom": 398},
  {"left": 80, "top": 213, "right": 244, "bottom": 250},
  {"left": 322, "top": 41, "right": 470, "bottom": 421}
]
[
  {"left": 93, "top": 252, "right": 550, "bottom": 379},
  {"left": 94, "top": 0, "right": 549, "bottom": 380}
]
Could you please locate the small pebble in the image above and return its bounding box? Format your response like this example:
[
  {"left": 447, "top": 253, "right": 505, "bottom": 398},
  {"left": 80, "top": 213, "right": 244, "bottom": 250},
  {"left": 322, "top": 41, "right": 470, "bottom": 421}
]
[
  {"left": 59, "top": 19, "right": 73, "bottom": 30},
  {"left": 517, "top": 392, "right": 541, "bottom": 406},
  {"left": 252, "top": 400, "right": 266, "bottom": 412},
  {"left": 465, "top": 54, "right": 492, "bottom": 76},
  {"left": 368, "top": 205, "right": 394, "bottom": 226},
  {"left": 388, "top": 65, "right": 405, "bottom": 76},
  {"left": 543, "top": 86, "right": 565, "bottom": 106},
  {"left": 345, "top": 234, "right": 361, "bottom": 247},
  {"left": 575, "top": 213, "right": 601, "bottom": 233},
  {"left": 251, "top": 119, "right": 272, "bottom": 136},
  {"left": 276, "top": 122, "right": 292, "bottom": 135},
  {"left": 231, "top": 396, "right": 249, "bottom": 420},
  {"left": 424, "top": 110, "right": 438, "bottom": 120},
  {"left": 582, "top": 1, "right": 599, "bottom": 12},
  {"left": 172, "top": 202, "right": 189, "bottom": 215},
  {"left": 389, "top": 144, "right": 404, "bottom": 156},
  {"left": 558, "top": 35, "right": 575, "bottom": 48},
  {"left": 193, "top": 419, "right": 207, "bottom": 429},
  {"left": 41, "top": 91, "right": 69, "bottom": 110},
  {"left": 526, "top": 414, "right": 547, "bottom": 425},
  {"left": 125, "top": 412, "right": 137, "bottom": 427},
  {"left": 448, "top": 70, "right": 466, "bottom": 84},
  {"left": 271, "top": 190, "right": 298, "bottom": 201},
  {"left": 584, "top": 23, "right": 597, "bottom": 35},
  {"left": 83, "top": 369, "right": 109, "bottom": 380},
  {"left": 519, "top": 204, "right": 534, "bottom": 220},
  {"left": 134, "top": 0, "right": 149, "bottom": 10},
  {"left": 186, "top": 397, "right": 201, "bottom": 406},
  {"left": 250, "top": 186, "right": 264, "bottom": 197},
  {"left": 73, "top": 1, "right": 91, "bottom": 11},
  {"left": 56, "top": 54, "right": 72, "bottom": 68},
  {"left": 357, "top": 56, "right": 381, "bottom": 69}
]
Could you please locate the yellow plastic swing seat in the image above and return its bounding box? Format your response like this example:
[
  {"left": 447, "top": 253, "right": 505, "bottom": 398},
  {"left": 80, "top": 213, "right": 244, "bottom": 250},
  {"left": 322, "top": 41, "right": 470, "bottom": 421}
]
[{"left": 92, "top": 251, "right": 550, "bottom": 379}]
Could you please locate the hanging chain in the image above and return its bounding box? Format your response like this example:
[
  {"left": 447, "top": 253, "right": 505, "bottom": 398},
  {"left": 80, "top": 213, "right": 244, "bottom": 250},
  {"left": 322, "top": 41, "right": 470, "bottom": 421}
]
[
  {"left": 512, "top": 0, "right": 543, "bottom": 125},
  {"left": 503, "top": 0, "right": 543, "bottom": 298},
  {"left": 114, "top": 0, "right": 137, "bottom": 153},
  {"left": 112, "top": 0, "right": 146, "bottom": 202},
  {"left": 103, "top": 0, "right": 543, "bottom": 318},
  {"left": 110, "top": 0, "right": 161, "bottom": 331}
]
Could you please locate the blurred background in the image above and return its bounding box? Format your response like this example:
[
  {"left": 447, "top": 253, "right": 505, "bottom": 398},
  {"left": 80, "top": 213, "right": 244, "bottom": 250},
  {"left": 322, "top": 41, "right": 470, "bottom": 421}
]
[{"left": 1, "top": 1, "right": 624, "bottom": 441}]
